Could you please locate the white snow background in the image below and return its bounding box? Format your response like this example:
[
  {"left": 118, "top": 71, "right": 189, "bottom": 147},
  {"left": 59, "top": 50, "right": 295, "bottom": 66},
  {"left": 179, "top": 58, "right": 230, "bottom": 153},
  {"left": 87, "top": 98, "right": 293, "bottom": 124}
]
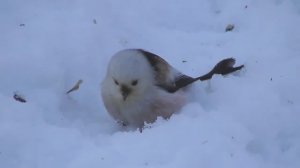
[{"left": 1, "top": 0, "right": 300, "bottom": 167}]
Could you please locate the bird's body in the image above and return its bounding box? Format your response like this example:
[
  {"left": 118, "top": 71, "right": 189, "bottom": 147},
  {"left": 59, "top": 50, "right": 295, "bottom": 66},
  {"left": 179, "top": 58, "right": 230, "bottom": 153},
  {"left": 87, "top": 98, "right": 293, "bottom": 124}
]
[
  {"left": 101, "top": 49, "right": 187, "bottom": 128},
  {"left": 101, "top": 49, "right": 244, "bottom": 129}
]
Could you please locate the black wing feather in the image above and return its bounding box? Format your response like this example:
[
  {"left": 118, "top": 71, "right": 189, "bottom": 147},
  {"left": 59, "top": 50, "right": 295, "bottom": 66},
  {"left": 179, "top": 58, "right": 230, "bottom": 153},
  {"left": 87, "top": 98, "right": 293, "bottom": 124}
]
[
  {"left": 156, "top": 74, "right": 196, "bottom": 93},
  {"left": 140, "top": 49, "right": 196, "bottom": 93}
]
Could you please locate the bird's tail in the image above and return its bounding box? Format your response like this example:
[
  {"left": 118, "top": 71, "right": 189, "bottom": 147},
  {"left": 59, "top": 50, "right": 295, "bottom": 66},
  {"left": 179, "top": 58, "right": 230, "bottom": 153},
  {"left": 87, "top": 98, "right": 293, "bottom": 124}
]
[{"left": 195, "top": 58, "right": 244, "bottom": 81}]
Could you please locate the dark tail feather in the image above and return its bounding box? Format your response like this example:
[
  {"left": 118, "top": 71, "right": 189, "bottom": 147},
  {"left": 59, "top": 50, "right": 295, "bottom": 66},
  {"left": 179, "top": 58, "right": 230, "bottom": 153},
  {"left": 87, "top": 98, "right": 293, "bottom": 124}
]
[
  {"left": 196, "top": 58, "right": 244, "bottom": 81},
  {"left": 165, "top": 58, "right": 244, "bottom": 93}
]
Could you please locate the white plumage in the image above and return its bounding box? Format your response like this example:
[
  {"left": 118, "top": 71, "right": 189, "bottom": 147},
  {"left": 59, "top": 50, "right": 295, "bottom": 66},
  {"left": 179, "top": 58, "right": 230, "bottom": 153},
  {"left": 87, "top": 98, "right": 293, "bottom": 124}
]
[{"left": 101, "top": 49, "right": 244, "bottom": 129}]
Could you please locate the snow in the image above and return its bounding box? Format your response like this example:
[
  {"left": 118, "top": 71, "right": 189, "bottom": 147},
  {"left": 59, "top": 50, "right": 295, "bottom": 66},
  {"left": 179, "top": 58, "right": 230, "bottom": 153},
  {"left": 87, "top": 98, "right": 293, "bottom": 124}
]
[{"left": 1, "top": 0, "right": 300, "bottom": 167}]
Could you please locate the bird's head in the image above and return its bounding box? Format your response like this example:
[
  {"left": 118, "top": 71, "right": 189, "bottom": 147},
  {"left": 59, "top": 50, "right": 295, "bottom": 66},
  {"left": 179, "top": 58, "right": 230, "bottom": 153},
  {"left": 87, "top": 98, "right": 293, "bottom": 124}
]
[{"left": 106, "top": 50, "right": 154, "bottom": 102}]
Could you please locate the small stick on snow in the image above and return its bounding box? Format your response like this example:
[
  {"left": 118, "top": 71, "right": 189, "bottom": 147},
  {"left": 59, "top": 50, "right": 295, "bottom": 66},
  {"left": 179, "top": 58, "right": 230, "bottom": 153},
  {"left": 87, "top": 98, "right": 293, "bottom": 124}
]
[
  {"left": 66, "top": 79, "right": 83, "bottom": 94},
  {"left": 13, "top": 92, "right": 27, "bottom": 103},
  {"left": 225, "top": 24, "right": 235, "bottom": 32}
]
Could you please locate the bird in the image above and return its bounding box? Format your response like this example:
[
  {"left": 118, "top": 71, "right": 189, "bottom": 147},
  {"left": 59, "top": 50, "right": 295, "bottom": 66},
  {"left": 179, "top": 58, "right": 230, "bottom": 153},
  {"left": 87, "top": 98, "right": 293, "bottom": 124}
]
[{"left": 101, "top": 49, "right": 244, "bottom": 130}]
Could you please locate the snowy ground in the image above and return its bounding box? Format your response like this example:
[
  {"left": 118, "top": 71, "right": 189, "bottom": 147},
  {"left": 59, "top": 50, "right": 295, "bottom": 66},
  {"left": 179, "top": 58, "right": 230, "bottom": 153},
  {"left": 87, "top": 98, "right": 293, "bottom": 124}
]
[{"left": 1, "top": 0, "right": 300, "bottom": 167}]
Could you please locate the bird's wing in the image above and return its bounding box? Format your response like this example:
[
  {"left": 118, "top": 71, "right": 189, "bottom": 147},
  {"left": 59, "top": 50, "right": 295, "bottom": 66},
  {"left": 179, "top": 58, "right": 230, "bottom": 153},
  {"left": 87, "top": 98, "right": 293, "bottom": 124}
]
[
  {"left": 140, "top": 49, "right": 196, "bottom": 93},
  {"left": 173, "top": 73, "right": 197, "bottom": 91}
]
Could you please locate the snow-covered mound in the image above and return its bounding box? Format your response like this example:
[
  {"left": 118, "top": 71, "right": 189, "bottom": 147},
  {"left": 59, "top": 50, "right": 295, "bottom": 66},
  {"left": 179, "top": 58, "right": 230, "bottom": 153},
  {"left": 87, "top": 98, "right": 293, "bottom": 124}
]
[{"left": 1, "top": 0, "right": 299, "bottom": 167}]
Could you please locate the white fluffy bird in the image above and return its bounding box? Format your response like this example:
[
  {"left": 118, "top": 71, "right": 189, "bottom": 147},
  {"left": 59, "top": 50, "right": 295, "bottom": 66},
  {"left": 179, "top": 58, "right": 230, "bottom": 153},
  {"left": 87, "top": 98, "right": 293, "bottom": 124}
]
[{"left": 101, "top": 49, "right": 243, "bottom": 129}]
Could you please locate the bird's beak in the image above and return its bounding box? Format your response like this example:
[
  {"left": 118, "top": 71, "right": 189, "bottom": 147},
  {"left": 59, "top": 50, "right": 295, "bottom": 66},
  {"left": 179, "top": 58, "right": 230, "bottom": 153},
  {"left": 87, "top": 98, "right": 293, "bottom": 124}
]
[{"left": 121, "top": 85, "right": 131, "bottom": 101}]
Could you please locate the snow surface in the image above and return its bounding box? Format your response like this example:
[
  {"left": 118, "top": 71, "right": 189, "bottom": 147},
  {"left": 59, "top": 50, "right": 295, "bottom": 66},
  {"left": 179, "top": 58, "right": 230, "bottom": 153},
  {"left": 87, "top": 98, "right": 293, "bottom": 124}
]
[{"left": 1, "top": 0, "right": 300, "bottom": 167}]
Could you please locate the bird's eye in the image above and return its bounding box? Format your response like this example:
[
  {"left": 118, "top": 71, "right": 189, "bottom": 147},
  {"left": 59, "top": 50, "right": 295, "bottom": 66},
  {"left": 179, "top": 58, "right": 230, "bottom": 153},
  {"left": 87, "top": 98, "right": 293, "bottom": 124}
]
[
  {"left": 131, "top": 80, "right": 138, "bottom": 86},
  {"left": 114, "top": 79, "right": 119, "bottom": 85}
]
